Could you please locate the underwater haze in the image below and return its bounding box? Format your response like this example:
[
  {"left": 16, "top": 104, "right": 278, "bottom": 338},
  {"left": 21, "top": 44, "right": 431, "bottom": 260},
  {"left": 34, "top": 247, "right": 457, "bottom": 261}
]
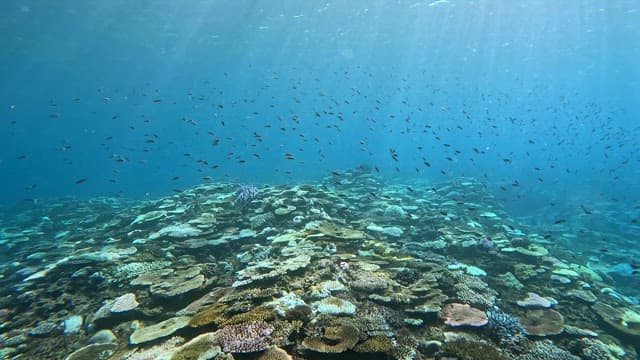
[{"left": 1, "top": 1, "right": 640, "bottom": 359}]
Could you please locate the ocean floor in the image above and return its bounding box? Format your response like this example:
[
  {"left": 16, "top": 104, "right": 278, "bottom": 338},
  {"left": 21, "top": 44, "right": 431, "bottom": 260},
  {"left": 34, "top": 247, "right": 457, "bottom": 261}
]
[{"left": 1, "top": 169, "right": 639, "bottom": 359}]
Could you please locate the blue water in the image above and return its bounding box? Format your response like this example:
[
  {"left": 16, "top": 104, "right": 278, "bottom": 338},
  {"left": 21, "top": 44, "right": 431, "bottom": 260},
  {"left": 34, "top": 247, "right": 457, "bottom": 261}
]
[{"left": 1, "top": 0, "right": 639, "bottom": 227}]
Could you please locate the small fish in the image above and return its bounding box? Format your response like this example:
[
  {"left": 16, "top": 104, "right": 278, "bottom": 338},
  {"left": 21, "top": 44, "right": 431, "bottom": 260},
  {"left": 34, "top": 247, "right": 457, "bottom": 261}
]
[
  {"left": 580, "top": 205, "right": 593, "bottom": 215},
  {"left": 553, "top": 219, "right": 566, "bottom": 224},
  {"left": 75, "top": 178, "right": 88, "bottom": 184}
]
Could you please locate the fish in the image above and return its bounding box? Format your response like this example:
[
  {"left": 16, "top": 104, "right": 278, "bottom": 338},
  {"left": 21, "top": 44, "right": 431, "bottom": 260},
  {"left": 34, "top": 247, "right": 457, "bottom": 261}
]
[{"left": 580, "top": 205, "right": 593, "bottom": 215}]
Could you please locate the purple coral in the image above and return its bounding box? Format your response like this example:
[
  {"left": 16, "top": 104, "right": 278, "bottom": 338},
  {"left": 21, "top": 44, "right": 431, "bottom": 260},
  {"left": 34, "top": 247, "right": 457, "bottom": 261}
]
[
  {"left": 214, "top": 321, "right": 274, "bottom": 353},
  {"left": 235, "top": 185, "right": 260, "bottom": 205},
  {"left": 478, "top": 236, "right": 495, "bottom": 250}
]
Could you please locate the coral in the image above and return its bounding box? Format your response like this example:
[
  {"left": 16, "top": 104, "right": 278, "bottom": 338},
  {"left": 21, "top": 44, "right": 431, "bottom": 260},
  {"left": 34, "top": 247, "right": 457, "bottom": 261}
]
[
  {"left": 274, "top": 205, "right": 296, "bottom": 215},
  {"left": 130, "top": 210, "right": 167, "bottom": 226},
  {"left": 517, "top": 292, "right": 556, "bottom": 308},
  {"left": 170, "top": 333, "right": 221, "bottom": 360},
  {"left": 395, "top": 268, "right": 420, "bottom": 286},
  {"left": 264, "top": 292, "right": 307, "bottom": 317},
  {"left": 444, "top": 272, "right": 497, "bottom": 307},
  {"left": 487, "top": 306, "right": 524, "bottom": 336},
  {"left": 283, "top": 305, "right": 312, "bottom": 322},
  {"left": 64, "top": 343, "right": 117, "bottom": 360},
  {"left": 249, "top": 213, "right": 274, "bottom": 229},
  {"left": 518, "top": 309, "right": 564, "bottom": 336},
  {"left": 307, "top": 221, "right": 368, "bottom": 240},
  {"left": 124, "top": 337, "right": 184, "bottom": 360},
  {"left": 301, "top": 324, "right": 359, "bottom": 353},
  {"left": 129, "top": 316, "right": 191, "bottom": 345},
  {"left": 219, "top": 288, "right": 280, "bottom": 304},
  {"left": 110, "top": 261, "right": 171, "bottom": 282},
  {"left": 497, "top": 271, "right": 525, "bottom": 290},
  {"left": 440, "top": 303, "right": 488, "bottom": 327},
  {"left": 312, "top": 297, "right": 357, "bottom": 316},
  {"left": 592, "top": 302, "right": 640, "bottom": 336},
  {"left": 567, "top": 288, "right": 597, "bottom": 303},
  {"left": 232, "top": 254, "right": 311, "bottom": 288},
  {"left": 220, "top": 306, "right": 276, "bottom": 326},
  {"left": 149, "top": 224, "right": 202, "bottom": 239},
  {"left": 88, "top": 330, "right": 117, "bottom": 345},
  {"left": 520, "top": 340, "right": 580, "bottom": 360},
  {"left": 236, "top": 185, "right": 260, "bottom": 205},
  {"left": 440, "top": 339, "right": 509, "bottom": 360},
  {"left": 130, "top": 266, "right": 206, "bottom": 298},
  {"left": 383, "top": 205, "right": 406, "bottom": 218},
  {"left": 109, "top": 293, "right": 139, "bottom": 313},
  {"left": 63, "top": 315, "right": 83, "bottom": 334},
  {"left": 270, "top": 320, "right": 303, "bottom": 346},
  {"left": 349, "top": 270, "right": 390, "bottom": 292},
  {"left": 214, "top": 321, "right": 274, "bottom": 353},
  {"left": 353, "top": 335, "right": 393, "bottom": 353},
  {"left": 188, "top": 303, "right": 228, "bottom": 328},
  {"left": 257, "top": 346, "right": 293, "bottom": 360},
  {"left": 514, "top": 263, "right": 544, "bottom": 281},
  {"left": 390, "top": 335, "right": 419, "bottom": 360},
  {"left": 368, "top": 292, "right": 418, "bottom": 305},
  {"left": 568, "top": 337, "right": 627, "bottom": 360}
]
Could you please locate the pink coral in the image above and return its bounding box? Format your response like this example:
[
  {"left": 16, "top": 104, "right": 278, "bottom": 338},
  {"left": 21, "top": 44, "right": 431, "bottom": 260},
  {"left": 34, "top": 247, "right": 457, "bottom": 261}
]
[{"left": 440, "top": 303, "right": 488, "bottom": 327}]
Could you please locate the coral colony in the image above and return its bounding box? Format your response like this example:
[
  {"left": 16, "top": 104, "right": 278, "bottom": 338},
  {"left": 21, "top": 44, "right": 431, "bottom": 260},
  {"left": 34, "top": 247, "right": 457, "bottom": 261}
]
[{"left": 235, "top": 185, "right": 260, "bottom": 205}]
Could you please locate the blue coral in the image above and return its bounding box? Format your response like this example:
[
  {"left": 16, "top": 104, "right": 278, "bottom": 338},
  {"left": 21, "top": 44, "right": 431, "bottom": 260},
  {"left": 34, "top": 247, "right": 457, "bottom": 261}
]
[
  {"left": 235, "top": 185, "right": 260, "bottom": 205},
  {"left": 487, "top": 306, "right": 524, "bottom": 336}
]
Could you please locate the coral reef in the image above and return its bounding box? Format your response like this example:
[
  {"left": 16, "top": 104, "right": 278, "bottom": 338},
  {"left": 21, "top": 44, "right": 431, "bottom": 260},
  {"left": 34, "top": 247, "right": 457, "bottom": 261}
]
[{"left": 0, "top": 173, "right": 637, "bottom": 360}]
